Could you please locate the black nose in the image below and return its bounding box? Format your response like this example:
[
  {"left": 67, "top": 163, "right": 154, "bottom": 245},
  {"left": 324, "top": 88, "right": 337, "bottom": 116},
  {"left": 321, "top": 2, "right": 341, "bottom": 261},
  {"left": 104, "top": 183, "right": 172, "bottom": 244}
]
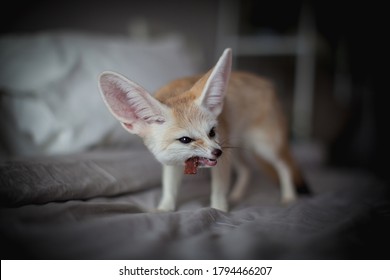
[{"left": 212, "top": 149, "right": 223, "bottom": 158}]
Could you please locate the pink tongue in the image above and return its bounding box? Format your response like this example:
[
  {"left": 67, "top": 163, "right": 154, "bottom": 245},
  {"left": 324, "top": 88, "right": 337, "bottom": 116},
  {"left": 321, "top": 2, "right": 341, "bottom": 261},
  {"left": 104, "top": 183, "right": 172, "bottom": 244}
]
[{"left": 199, "top": 158, "right": 217, "bottom": 167}]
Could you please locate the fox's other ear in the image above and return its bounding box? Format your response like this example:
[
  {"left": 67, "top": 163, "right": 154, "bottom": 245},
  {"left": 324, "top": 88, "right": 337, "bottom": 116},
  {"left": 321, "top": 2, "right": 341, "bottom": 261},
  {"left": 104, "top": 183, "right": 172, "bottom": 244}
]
[
  {"left": 98, "top": 71, "right": 167, "bottom": 135},
  {"left": 196, "top": 48, "right": 232, "bottom": 116}
]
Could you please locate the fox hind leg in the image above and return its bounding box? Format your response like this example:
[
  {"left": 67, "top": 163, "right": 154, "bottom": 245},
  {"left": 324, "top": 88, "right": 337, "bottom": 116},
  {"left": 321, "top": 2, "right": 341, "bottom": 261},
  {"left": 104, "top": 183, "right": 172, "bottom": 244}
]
[{"left": 249, "top": 131, "right": 297, "bottom": 204}]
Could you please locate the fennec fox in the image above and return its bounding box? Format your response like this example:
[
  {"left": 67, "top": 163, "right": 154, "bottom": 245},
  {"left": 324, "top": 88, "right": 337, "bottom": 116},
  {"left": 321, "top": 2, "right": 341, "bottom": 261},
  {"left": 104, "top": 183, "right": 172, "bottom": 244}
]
[{"left": 98, "top": 48, "right": 310, "bottom": 212}]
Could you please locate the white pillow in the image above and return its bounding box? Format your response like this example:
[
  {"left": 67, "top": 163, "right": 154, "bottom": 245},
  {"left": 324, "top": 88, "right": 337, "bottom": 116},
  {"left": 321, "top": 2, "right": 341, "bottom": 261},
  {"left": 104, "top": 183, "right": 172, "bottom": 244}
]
[{"left": 0, "top": 32, "right": 201, "bottom": 157}]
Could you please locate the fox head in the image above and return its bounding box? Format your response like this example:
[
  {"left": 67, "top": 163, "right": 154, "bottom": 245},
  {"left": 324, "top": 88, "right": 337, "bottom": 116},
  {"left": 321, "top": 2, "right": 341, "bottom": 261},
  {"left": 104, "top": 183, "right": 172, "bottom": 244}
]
[{"left": 98, "top": 48, "right": 232, "bottom": 167}]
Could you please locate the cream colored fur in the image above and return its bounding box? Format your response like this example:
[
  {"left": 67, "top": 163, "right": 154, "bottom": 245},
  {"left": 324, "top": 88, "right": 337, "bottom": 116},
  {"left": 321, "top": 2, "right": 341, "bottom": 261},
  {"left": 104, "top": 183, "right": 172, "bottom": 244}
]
[{"left": 99, "top": 48, "right": 304, "bottom": 212}]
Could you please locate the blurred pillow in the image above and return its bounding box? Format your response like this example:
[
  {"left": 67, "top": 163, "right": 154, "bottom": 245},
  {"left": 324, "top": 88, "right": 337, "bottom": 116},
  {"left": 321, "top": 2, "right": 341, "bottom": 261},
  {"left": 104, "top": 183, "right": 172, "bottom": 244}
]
[{"left": 0, "top": 32, "right": 201, "bottom": 158}]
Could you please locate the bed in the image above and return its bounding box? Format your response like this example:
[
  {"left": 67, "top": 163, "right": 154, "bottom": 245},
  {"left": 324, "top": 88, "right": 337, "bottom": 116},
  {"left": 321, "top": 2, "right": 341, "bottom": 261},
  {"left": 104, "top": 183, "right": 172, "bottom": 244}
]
[{"left": 1, "top": 32, "right": 389, "bottom": 259}]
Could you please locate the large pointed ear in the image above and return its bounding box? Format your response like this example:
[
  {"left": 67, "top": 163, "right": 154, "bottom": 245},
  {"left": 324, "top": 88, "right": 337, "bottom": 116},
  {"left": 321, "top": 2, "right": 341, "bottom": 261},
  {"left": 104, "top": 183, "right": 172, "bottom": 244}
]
[
  {"left": 98, "top": 71, "right": 167, "bottom": 135},
  {"left": 196, "top": 48, "right": 232, "bottom": 116}
]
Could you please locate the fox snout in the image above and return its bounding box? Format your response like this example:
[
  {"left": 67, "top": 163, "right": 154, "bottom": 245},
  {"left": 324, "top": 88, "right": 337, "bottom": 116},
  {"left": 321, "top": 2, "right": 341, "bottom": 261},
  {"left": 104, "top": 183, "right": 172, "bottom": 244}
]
[{"left": 212, "top": 148, "right": 223, "bottom": 158}]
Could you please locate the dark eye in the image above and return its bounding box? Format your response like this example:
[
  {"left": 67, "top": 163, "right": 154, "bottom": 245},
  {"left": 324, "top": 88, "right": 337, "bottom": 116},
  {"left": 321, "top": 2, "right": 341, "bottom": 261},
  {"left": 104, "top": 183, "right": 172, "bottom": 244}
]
[
  {"left": 209, "top": 127, "right": 216, "bottom": 138},
  {"left": 178, "top": 137, "right": 194, "bottom": 144}
]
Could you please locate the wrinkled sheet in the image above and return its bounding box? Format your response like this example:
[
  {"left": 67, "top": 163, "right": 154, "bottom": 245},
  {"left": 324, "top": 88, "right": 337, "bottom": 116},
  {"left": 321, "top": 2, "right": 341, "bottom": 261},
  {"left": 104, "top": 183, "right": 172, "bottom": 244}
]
[{"left": 1, "top": 146, "right": 389, "bottom": 259}]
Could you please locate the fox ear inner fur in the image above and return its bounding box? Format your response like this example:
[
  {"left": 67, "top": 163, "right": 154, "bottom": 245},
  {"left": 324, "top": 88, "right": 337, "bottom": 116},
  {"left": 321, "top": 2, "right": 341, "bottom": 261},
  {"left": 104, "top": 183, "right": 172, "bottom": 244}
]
[{"left": 98, "top": 71, "right": 167, "bottom": 135}]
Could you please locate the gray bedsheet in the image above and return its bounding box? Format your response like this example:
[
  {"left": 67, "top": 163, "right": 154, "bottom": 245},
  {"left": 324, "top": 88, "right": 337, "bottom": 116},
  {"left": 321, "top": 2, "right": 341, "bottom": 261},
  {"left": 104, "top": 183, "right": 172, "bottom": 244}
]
[{"left": 1, "top": 147, "right": 389, "bottom": 259}]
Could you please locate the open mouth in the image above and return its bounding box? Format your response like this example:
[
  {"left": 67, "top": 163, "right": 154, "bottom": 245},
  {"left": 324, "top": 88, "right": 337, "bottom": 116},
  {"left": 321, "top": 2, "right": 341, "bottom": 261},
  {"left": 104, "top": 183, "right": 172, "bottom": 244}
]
[
  {"left": 198, "top": 157, "right": 218, "bottom": 167},
  {"left": 184, "top": 157, "right": 217, "bottom": 174}
]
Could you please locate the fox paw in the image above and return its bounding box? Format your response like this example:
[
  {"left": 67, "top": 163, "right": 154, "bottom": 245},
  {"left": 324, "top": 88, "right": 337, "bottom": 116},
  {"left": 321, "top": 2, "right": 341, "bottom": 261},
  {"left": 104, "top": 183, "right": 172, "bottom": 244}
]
[{"left": 281, "top": 193, "right": 297, "bottom": 205}]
